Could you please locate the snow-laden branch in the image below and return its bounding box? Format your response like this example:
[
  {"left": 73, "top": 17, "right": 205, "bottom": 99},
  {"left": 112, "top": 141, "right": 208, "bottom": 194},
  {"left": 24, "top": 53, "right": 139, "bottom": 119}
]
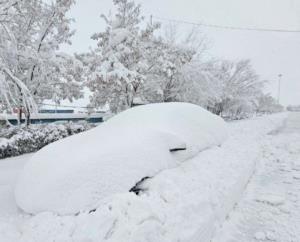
[{"left": 0, "top": 67, "right": 37, "bottom": 113}]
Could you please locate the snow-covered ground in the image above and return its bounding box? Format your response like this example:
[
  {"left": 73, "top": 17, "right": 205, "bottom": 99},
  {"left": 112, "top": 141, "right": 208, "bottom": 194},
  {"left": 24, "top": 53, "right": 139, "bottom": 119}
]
[
  {"left": 0, "top": 154, "right": 33, "bottom": 217},
  {"left": 0, "top": 112, "right": 294, "bottom": 242},
  {"left": 212, "top": 112, "right": 300, "bottom": 242}
]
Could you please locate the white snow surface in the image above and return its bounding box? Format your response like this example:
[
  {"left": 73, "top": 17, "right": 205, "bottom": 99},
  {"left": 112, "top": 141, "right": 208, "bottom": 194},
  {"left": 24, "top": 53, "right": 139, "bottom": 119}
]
[
  {"left": 212, "top": 112, "right": 300, "bottom": 242},
  {"left": 15, "top": 103, "right": 228, "bottom": 215},
  {"left": 0, "top": 112, "right": 288, "bottom": 242},
  {"left": 0, "top": 154, "right": 33, "bottom": 217}
]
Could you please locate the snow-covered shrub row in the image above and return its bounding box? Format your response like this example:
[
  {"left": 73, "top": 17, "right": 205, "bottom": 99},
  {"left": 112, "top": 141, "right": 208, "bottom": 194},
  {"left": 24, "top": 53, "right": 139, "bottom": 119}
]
[
  {"left": 287, "top": 105, "right": 300, "bottom": 112},
  {"left": 0, "top": 123, "right": 95, "bottom": 159}
]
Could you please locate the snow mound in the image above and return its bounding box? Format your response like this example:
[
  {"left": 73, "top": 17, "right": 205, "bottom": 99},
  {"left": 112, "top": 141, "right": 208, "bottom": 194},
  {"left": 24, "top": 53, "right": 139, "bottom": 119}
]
[{"left": 15, "top": 103, "right": 228, "bottom": 215}]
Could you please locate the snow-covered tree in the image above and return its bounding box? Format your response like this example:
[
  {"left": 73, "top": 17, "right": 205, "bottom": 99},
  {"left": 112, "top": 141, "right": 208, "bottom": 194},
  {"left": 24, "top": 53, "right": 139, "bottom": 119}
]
[
  {"left": 255, "top": 93, "right": 283, "bottom": 114},
  {"left": 143, "top": 40, "right": 195, "bottom": 103},
  {"left": 176, "top": 59, "right": 216, "bottom": 107},
  {"left": 87, "top": 0, "right": 156, "bottom": 113},
  {"left": 142, "top": 23, "right": 206, "bottom": 104},
  {"left": 0, "top": 0, "right": 38, "bottom": 121},
  {"left": 204, "top": 59, "right": 263, "bottom": 118},
  {"left": 173, "top": 58, "right": 264, "bottom": 119},
  {"left": 0, "top": 0, "right": 83, "bottom": 124},
  {"left": 0, "top": 0, "right": 18, "bottom": 22}
]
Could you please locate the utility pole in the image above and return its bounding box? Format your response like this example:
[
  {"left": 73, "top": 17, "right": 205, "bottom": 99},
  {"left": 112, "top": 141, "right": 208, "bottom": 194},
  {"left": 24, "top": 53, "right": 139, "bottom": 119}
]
[{"left": 277, "top": 74, "right": 282, "bottom": 104}]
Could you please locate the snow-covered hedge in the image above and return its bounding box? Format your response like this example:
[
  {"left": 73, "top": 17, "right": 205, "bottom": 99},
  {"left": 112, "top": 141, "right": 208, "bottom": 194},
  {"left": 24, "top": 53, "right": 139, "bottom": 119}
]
[
  {"left": 15, "top": 103, "right": 228, "bottom": 215},
  {"left": 0, "top": 123, "right": 95, "bottom": 159}
]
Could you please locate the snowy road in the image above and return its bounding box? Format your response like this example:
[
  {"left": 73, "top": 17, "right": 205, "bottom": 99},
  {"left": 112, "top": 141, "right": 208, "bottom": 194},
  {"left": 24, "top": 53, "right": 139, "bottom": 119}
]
[{"left": 213, "top": 112, "right": 300, "bottom": 242}]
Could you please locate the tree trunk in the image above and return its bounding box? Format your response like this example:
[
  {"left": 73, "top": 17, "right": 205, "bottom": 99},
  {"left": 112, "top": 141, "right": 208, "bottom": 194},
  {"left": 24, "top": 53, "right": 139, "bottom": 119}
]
[
  {"left": 18, "top": 107, "right": 22, "bottom": 126},
  {"left": 25, "top": 111, "right": 31, "bottom": 127}
]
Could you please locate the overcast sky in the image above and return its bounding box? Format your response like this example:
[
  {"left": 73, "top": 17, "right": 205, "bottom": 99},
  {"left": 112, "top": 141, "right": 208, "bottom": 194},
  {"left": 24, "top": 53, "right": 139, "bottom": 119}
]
[{"left": 62, "top": 0, "right": 300, "bottom": 106}]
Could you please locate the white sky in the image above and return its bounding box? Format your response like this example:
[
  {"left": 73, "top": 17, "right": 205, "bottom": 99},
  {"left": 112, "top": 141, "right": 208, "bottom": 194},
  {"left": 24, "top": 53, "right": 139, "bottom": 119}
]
[{"left": 62, "top": 0, "right": 300, "bottom": 106}]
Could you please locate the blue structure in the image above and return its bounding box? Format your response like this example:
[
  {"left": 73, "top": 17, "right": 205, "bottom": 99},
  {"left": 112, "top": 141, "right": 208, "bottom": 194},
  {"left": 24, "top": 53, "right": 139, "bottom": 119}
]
[
  {"left": 39, "top": 109, "right": 74, "bottom": 114},
  {"left": 0, "top": 112, "right": 105, "bottom": 126}
]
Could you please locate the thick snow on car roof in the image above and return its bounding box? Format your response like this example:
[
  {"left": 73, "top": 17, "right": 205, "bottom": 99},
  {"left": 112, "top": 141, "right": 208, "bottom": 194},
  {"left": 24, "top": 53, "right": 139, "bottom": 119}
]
[{"left": 15, "top": 102, "right": 228, "bottom": 215}]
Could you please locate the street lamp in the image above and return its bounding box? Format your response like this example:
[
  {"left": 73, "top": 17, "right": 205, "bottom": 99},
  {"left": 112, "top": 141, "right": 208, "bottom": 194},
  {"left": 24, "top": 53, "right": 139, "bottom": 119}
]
[{"left": 277, "top": 74, "right": 282, "bottom": 104}]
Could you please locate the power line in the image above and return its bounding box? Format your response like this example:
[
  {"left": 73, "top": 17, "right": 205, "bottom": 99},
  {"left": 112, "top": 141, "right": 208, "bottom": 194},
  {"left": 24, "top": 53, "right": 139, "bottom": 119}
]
[{"left": 153, "top": 16, "right": 300, "bottom": 33}]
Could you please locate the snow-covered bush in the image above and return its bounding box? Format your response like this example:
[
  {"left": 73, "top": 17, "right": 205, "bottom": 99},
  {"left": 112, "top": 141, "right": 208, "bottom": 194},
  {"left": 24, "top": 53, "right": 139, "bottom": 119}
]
[
  {"left": 287, "top": 105, "right": 300, "bottom": 112},
  {"left": 0, "top": 122, "right": 95, "bottom": 159},
  {"left": 15, "top": 102, "right": 228, "bottom": 215}
]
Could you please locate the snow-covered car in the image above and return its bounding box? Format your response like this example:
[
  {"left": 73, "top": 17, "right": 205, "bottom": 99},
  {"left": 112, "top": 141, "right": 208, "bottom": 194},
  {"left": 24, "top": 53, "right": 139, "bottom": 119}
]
[{"left": 15, "top": 102, "right": 228, "bottom": 215}]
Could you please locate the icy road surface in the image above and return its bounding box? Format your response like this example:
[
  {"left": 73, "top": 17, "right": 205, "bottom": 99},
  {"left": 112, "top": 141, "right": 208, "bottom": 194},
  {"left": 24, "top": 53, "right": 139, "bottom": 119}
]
[{"left": 212, "top": 112, "right": 300, "bottom": 242}]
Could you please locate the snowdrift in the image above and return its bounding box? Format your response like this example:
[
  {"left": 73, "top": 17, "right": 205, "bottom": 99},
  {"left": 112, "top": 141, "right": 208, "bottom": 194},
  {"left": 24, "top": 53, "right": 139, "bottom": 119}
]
[{"left": 15, "top": 103, "right": 228, "bottom": 215}]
